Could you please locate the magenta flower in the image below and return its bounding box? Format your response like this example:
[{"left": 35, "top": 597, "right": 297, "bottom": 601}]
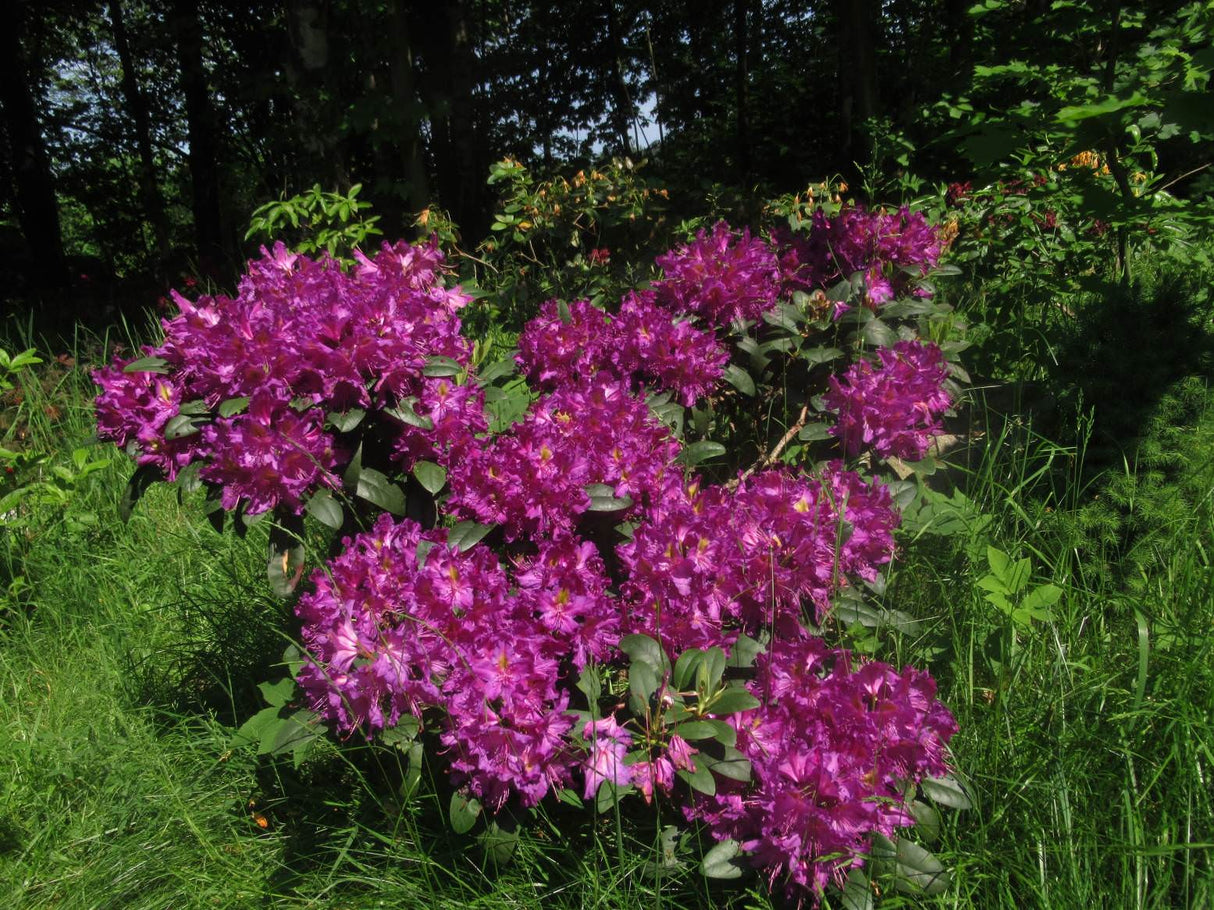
[{"left": 824, "top": 340, "right": 952, "bottom": 460}]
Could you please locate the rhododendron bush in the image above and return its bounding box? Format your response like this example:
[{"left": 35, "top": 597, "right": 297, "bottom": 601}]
[{"left": 94, "top": 201, "right": 969, "bottom": 906}]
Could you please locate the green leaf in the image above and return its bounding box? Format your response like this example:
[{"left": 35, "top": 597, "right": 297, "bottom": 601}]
[
  {"left": 575, "top": 663, "right": 602, "bottom": 712},
  {"left": 447, "top": 520, "right": 494, "bottom": 551},
  {"left": 706, "top": 687, "right": 760, "bottom": 716},
  {"left": 921, "top": 773, "right": 971, "bottom": 810},
  {"left": 267, "top": 513, "right": 307, "bottom": 597},
  {"left": 672, "top": 720, "right": 720, "bottom": 741},
  {"left": 555, "top": 788, "right": 584, "bottom": 809},
  {"left": 423, "top": 355, "right": 464, "bottom": 378},
  {"left": 122, "top": 356, "right": 171, "bottom": 374},
  {"left": 478, "top": 356, "right": 519, "bottom": 384},
  {"left": 629, "top": 661, "right": 662, "bottom": 710},
  {"left": 231, "top": 706, "right": 281, "bottom": 750},
  {"left": 478, "top": 818, "right": 520, "bottom": 865},
  {"left": 841, "top": 866, "right": 876, "bottom": 910},
  {"left": 722, "top": 364, "right": 756, "bottom": 396},
  {"left": 218, "top": 397, "right": 250, "bottom": 418},
  {"left": 384, "top": 399, "right": 435, "bottom": 430},
  {"left": 870, "top": 833, "right": 951, "bottom": 895},
  {"left": 592, "top": 780, "right": 630, "bottom": 813},
  {"left": 327, "top": 408, "right": 366, "bottom": 433},
  {"left": 700, "top": 647, "right": 726, "bottom": 692},
  {"left": 120, "top": 463, "right": 164, "bottom": 521},
  {"left": 1021, "top": 583, "right": 1062, "bottom": 612},
  {"left": 699, "top": 746, "right": 751, "bottom": 781},
  {"left": 700, "top": 838, "right": 744, "bottom": 879},
  {"left": 164, "top": 413, "right": 205, "bottom": 440},
  {"left": 355, "top": 468, "right": 407, "bottom": 515},
  {"left": 678, "top": 760, "right": 716, "bottom": 795},
  {"left": 585, "top": 484, "right": 633, "bottom": 512},
  {"left": 449, "top": 791, "right": 482, "bottom": 835},
  {"left": 306, "top": 489, "right": 344, "bottom": 529},
  {"left": 675, "top": 440, "right": 726, "bottom": 467},
  {"left": 797, "top": 422, "right": 833, "bottom": 441},
  {"left": 270, "top": 709, "right": 319, "bottom": 756},
  {"left": 412, "top": 460, "right": 447, "bottom": 495},
  {"left": 725, "top": 634, "right": 764, "bottom": 670},
  {"left": 620, "top": 634, "right": 671, "bottom": 672},
  {"left": 258, "top": 678, "right": 295, "bottom": 708},
  {"left": 672, "top": 648, "right": 705, "bottom": 691}
]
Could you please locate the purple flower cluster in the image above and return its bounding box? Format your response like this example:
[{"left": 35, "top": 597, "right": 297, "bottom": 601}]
[
  {"left": 297, "top": 514, "right": 607, "bottom": 809},
  {"left": 779, "top": 207, "right": 943, "bottom": 308},
  {"left": 516, "top": 293, "right": 729, "bottom": 406},
  {"left": 97, "top": 212, "right": 961, "bottom": 906},
  {"left": 619, "top": 466, "right": 899, "bottom": 652},
  {"left": 653, "top": 221, "right": 784, "bottom": 325},
  {"left": 93, "top": 240, "right": 482, "bottom": 513},
  {"left": 689, "top": 637, "right": 957, "bottom": 898},
  {"left": 824, "top": 340, "right": 952, "bottom": 460},
  {"left": 446, "top": 375, "right": 683, "bottom": 539}
]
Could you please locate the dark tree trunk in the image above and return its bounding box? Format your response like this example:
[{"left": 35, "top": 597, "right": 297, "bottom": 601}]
[
  {"left": 171, "top": 0, "right": 226, "bottom": 276},
  {"left": 109, "top": 0, "right": 169, "bottom": 272},
  {"left": 604, "top": 0, "right": 633, "bottom": 155},
  {"left": 833, "top": 0, "right": 879, "bottom": 169},
  {"left": 734, "top": 0, "right": 751, "bottom": 179},
  {"left": 0, "top": 1, "right": 66, "bottom": 289},
  {"left": 417, "top": 0, "right": 485, "bottom": 235},
  {"left": 387, "top": 0, "right": 429, "bottom": 219}
]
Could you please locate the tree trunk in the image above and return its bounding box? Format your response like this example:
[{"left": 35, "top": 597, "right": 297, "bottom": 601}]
[
  {"left": 109, "top": 0, "right": 169, "bottom": 272},
  {"left": 734, "top": 0, "right": 751, "bottom": 179},
  {"left": 0, "top": 0, "right": 66, "bottom": 289},
  {"left": 833, "top": 0, "right": 879, "bottom": 170},
  {"left": 390, "top": 2, "right": 430, "bottom": 214},
  {"left": 604, "top": 0, "right": 633, "bottom": 155},
  {"left": 171, "top": 0, "right": 226, "bottom": 277}
]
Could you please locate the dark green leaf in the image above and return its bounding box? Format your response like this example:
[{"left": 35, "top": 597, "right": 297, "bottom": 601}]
[
  {"left": 629, "top": 661, "right": 661, "bottom": 709},
  {"left": 672, "top": 648, "right": 705, "bottom": 691},
  {"left": 478, "top": 818, "right": 520, "bottom": 865},
  {"left": 412, "top": 460, "right": 447, "bottom": 495},
  {"left": 267, "top": 513, "right": 307, "bottom": 598},
  {"left": 447, "top": 520, "right": 494, "bottom": 551},
  {"left": 270, "top": 709, "right": 320, "bottom": 756},
  {"left": 218, "top": 396, "right": 250, "bottom": 418},
  {"left": 122, "top": 356, "right": 171, "bottom": 374},
  {"left": 120, "top": 463, "right": 164, "bottom": 521},
  {"left": 678, "top": 760, "right": 716, "bottom": 795},
  {"left": 700, "top": 838, "right": 744, "bottom": 879},
  {"left": 356, "top": 468, "right": 407, "bottom": 515},
  {"left": 231, "top": 706, "right": 281, "bottom": 750},
  {"left": 478, "top": 355, "right": 519, "bottom": 384},
  {"left": 723, "top": 363, "right": 756, "bottom": 396},
  {"left": 306, "top": 489, "right": 344, "bottom": 529},
  {"left": 706, "top": 687, "right": 760, "bottom": 716},
  {"left": 675, "top": 440, "right": 726, "bottom": 467},
  {"left": 258, "top": 678, "right": 295, "bottom": 708},
  {"left": 164, "top": 413, "right": 205, "bottom": 440},
  {"left": 921, "top": 773, "right": 972, "bottom": 810},
  {"left": 620, "top": 634, "right": 671, "bottom": 672},
  {"left": 384, "top": 399, "right": 435, "bottom": 430},
  {"left": 699, "top": 746, "right": 751, "bottom": 781},
  {"left": 423, "top": 355, "right": 464, "bottom": 378},
  {"left": 327, "top": 408, "right": 366, "bottom": 433},
  {"left": 449, "top": 792, "right": 482, "bottom": 834},
  {"left": 725, "top": 634, "right": 764, "bottom": 670},
  {"left": 595, "top": 781, "right": 632, "bottom": 813}
]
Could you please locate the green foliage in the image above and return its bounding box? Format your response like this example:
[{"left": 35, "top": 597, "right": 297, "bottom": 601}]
[
  {"left": 245, "top": 183, "right": 382, "bottom": 261},
  {"left": 461, "top": 157, "right": 674, "bottom": 329}
]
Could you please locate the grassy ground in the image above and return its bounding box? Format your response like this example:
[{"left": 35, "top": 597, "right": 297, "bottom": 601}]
[{"left": 2, "top": 293, "right": 1213, "bottom": 908}]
